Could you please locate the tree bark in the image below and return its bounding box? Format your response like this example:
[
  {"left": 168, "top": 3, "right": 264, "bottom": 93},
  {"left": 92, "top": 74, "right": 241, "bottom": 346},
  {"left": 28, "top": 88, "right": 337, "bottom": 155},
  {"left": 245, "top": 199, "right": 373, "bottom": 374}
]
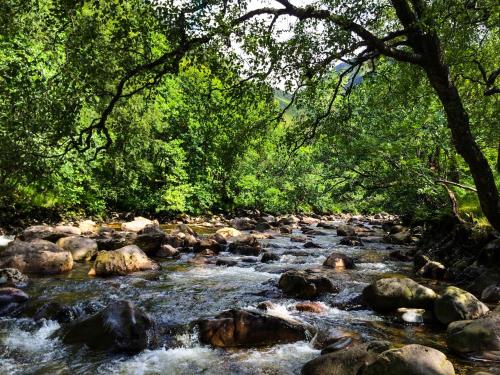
[{"left": 424, "top": 60, "right": 500, "bottom": 231}]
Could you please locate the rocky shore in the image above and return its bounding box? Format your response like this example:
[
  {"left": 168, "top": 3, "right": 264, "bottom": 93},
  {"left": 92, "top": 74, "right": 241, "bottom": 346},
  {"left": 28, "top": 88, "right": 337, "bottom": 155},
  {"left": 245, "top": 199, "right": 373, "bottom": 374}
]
[{"left": 0, "top": 213, "right": 498, "bottom": 374}]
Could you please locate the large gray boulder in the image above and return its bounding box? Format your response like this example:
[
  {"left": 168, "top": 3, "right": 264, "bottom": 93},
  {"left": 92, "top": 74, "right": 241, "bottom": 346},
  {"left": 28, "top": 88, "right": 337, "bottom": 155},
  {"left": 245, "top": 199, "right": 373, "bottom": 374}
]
[
  {"left": 58, "top": 300, "right": 157, "bottom": 352},
  {"left": 362, "top": 344, "right": 455, "bottom": 375},
  {"left": 434, "top": 286, "right": 489, "bottom": 325},
  {"left": 88, "top": 245, "right": 159, "bottom": 276},
  {"left": 362, "top": 277, "right": 437, "bottom": 313},
  {"left": 446, "top": 314, "right": 500, "bottom": 356},
  {"left": 197, "top": 309, "right": 310, "bottom": 347},
  {"left": 56, "top": 236, "right": 98, "bottom": 261},
  {"left": 0, "top": 239, "right": 73, "bottom": 274}
]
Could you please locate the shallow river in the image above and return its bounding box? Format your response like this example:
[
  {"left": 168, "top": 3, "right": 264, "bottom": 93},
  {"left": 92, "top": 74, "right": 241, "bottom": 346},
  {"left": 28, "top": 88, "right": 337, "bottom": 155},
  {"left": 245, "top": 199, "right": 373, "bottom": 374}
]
[{"left": 0, "top": 221, "right": 497, "bottom": 374}]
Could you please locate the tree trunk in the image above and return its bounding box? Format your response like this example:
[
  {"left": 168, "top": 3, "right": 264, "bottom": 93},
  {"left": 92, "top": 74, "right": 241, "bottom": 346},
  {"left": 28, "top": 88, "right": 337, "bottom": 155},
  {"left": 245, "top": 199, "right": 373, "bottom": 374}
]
[
  {"left": 424, "top": 62, "right": 500, "bottom": 231},
  {"left": 497, "top": 140, "right": 500, "bottom": 174}
]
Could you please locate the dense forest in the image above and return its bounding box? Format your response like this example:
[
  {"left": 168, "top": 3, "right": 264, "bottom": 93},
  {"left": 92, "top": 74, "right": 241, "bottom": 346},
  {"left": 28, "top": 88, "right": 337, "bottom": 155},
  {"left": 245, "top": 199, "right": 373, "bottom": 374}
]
[
  {"left": 1, "top": 0, "right": 498, "bottom": 228},
  {"left": 0, "top": 1, "right": 499, "bottom": 374}
]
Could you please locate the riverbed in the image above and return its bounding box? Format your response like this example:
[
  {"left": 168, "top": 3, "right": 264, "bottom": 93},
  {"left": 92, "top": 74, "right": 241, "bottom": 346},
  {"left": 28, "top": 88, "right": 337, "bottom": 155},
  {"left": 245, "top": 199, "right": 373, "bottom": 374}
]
[{"left": 0, "top": 220, "right": 497, "bottom": 374}]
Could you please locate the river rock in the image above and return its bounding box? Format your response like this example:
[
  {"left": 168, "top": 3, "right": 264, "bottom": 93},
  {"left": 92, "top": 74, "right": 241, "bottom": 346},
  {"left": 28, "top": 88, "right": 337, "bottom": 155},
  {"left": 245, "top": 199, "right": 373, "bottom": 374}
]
[
  {"left": 279, "top": 269, "right": 337, "bottom": 298},
  {"left": 20, "top": 225, "right": 76, "bottom": 242},
  {"left": 134, "top": 226, "right": 166, "bottom": 254},
  {"left": 481, "top": 284, "right": 500, "bottom": 303},
  {"left": 323, "top": 252, "right": 355, "bottom": 269},
  {"left": 280, "top": 226, "right": 293, "bottom": 234},
  {"left": 395, "top": 308, "right": 435, "bottom": 324},
  {"left": 301, "top": 344, "right": 376, "bottom": 375},
  {"left": 215, "top": 227, "right": 242, "bottom": 239},
  {"left": 434, "top": 286, "right": 489, "bottom": 324},
  {"left": 362, "top": 277, "right": 437, "bottom": 313},
  {"left": 0, "top": 287, "right": 29, "bottom": 315},
  {"left": 56, "top": 236, "right": 98, "bottom": 261},
  {"left": 34, "top": 301, "right": 83, "bottom": 324},
  {"left": 59, "top": 300, "right": 156, "bottom": 352},
  {"left": 446, "top": 314, "right": 500, "bottom": 356},
  {"left": 197, "top": 308, "right": 310, "bottom": 347},
  {"left": 383, "top": 231, "right": 412, "bottom": 245},
  {"left": 296, "top": 302, "right": 326, "bottom": 313},
  {"left": 228, "top": 235, "right": 261, "bottom": 256},
  {"left": 95, "top": 230, "right": 137, "bottom": 250},
  {"left": 261, "top": 251, "right": 280, "bottom": 263},
  {"left": 79, "top": 220, "right": 98, "bottom": 234},
  {"left": 362, "top": 344, "right": 455, "bottom": 375},
  {"left": 0, "top": 268, "right": 28, "bottom": 287},
  {"left": 336, "top": 225, "right": 356, "bottom": 237},
  {"left": 216, "top": 258, "right": 237, "bottom": 267},
  {"left": 230, "top": 217, "right": 257, "bottom": 230},
  {"left": 278, "top": 215, "right": 300, "bottom": 226},
  {"left": 0, "top": 239, "right": 73, "bottom": 274},
  {"left": 304, "top": 241, "right": 322, "bottom": 249},
  {"left": 208, "top": 232, "right": 228, "bottom": 245},
  {"left": 88, "top": 245, "right": 159, "bottom": 276},
  {"left": 389, "top": 250, "right": 412, "bottom": 262},
  {"left": 339, "top": 237, "right": 364, "bottom": 247},
  {"left": 157, "top": 244, "right": 180, "bottom": 258},
  {"left": 193, "top": 239, "right": 222, "bottom": 255},
  {"left": 121, "top": 217, "right": 158, "bottom": 232}
]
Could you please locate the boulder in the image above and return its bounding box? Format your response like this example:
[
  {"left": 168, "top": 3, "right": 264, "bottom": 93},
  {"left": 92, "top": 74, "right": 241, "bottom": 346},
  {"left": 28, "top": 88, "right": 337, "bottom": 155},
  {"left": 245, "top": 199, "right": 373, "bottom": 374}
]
[
  {"left": 446, "top": 314, "right": 500, "bottom": 355},
  {"left": 215, "top": 227, "right": 243, "bottom": 239},
  {"left": 383, "top": 231, "right": 412, "bottom": 245},
  {"left": 208, "top": 232, "right": 228, "bottom": 245},
  {"left": 230, "top": 217, "right": 257, "bottom": 230},
  {"left": 20, "top": 225, "right": 73, "bottom": 242},
  {"left": 197, "top": 308, "right": 310, "bottom": 347},
  {"left": 54, "top": 225, "right": 81, "bottom": 236},
  {"left": 0, "top": 268, "right": 28, "bottom": 287},
  {"left": 414, "top": 255, "right": 446, "bottom": 280},
  {"left": 216, "top": 258, "right": 238, "bottom": 267},
  {"left": 95, "top": 231, "right": 137, "bottom": 250},
  {"left": 339, "top": 237, "right": 364, "bottom": 247},
  {"left": 56, "top": 236, "right": 98, "bottom": 261},
  {"left": 121, "top": 217, "right": 158, "bottom": 232},
  {"left": 362, "top": 344, "right": 455, "bottom": 375},
  {"left": 193, "top": 239, "right": 223, "bottom": 255},
  {"left": 434, "top": 286, "right": 489, "bottom": 325},
  {"left": 362, "top": 277, "right": 437, "bottom": 313},
  {"left": 156, "top": 244, "right": 180, "bottom": 258},
  {"left": 280, "top": 226, "right": 293, "bottom": 234},
  {"left": 279, "top": 270, "right": 337, "bottom": 298},
  {"left": 0, "top": 287, "right": 29, "bottom": 316},
  {"left": 228, "top": 235, "right": 261, "bottom": 256},
  {"left": 337, "top": 225, "right": 356, "bottom": 237},
  {"left": 323, "top": 252, "right": 355, "bottom": 269},
  {"left": 481, "top": 284, "right": 500, "bottom": 303},
  {"left": 0, "top": 239, "right": 73, "bottom": 274},
  {"left": 261, "top": 251, "right": 280, "bottom": 263},
  {"left": 58, "top": 300, "right": 157, "bottom": 352},
  {"left": 79, "top": 220, "right": 98, "bottom": 234},
  {"left": 88, "top": 245, "right": 159, "bottom": 276},
  {"left": 278, "top": 215, "right": 300, "bottom": 226},
  {"left": 255, "top": 222, "right": 272, "bottom": 232},
  {"left": 301, "top": 344, "right": 376, "bottom": 375},
  {"left": 134, "top": 226, "right": 166, "bottom": 254}
]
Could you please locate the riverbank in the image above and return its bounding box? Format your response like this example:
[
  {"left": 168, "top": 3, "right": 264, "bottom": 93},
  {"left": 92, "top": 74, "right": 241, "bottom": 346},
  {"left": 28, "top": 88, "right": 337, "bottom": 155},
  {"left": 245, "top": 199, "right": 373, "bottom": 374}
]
[{"left": 0, "top": 214, "right": 498, "bottom": 374}]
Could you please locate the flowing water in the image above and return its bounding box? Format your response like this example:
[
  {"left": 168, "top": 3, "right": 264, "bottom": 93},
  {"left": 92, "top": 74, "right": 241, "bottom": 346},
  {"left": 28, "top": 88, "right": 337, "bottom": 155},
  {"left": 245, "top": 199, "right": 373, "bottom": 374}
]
[{"left": 0, "top": 222, "right": 497, "bottom": 374}]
